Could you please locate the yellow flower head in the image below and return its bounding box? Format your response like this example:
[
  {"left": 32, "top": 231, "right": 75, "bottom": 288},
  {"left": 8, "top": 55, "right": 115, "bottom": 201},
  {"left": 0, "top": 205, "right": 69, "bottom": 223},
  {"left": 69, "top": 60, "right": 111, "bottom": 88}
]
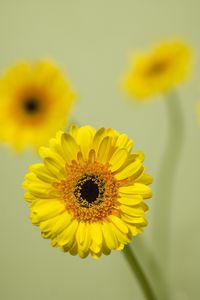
[
  {"left": 122, "top": 40, "right": 191, "bottom": 99},
  {"left": 0, "top": 60, "right": 75, "bottom": 151},
  {"left": 23, "top": 125, "right": 152, "bottom": 259}
]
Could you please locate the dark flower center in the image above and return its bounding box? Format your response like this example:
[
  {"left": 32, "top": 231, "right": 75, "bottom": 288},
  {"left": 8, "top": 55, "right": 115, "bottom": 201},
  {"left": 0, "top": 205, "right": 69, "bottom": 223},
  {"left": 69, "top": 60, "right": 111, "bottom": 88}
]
[
  {"left": 80, "top": 179, "right": 99, "bottom": 203},
  {"left": 74, "top": 174, "right": 105, "bottom": 206},
  {"left": 147, "top": 60, "right": 168, "bottom": 76},
  {"left": 23, "top": 98, "right": 40, "bottom": 114}
]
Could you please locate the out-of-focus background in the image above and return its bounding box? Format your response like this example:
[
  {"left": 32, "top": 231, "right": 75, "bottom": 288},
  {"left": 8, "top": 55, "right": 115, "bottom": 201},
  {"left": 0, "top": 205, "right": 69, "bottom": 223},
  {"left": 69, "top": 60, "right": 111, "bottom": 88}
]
[{"left": 0, "top": 1, "right": 199, "bottom": 299}]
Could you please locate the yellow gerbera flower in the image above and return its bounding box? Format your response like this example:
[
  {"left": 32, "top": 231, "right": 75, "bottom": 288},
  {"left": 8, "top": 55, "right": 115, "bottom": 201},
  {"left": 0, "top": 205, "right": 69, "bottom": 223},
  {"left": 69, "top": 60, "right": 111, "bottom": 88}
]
[
  {"left": 122, "top": 40, "right": 191, "bottom": 99},
  {"left": 23, "top": 125, "right": 152, "bottom": 259},
  {"left": 0, "top": 60, "right": 75, "bottom": 151}
]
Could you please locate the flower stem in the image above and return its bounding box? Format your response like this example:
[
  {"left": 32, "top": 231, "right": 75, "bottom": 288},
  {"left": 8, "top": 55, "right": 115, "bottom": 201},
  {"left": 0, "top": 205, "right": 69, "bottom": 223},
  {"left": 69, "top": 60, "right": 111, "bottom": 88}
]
[
  {"left": 123, "top": 245, "right": 158, "bottom": 300},
  {"left": 134, "top": 238, "right": 170, "bottom": 300},
  {"left": 152, "top": 90, "right": 185, "bottom": 260}
]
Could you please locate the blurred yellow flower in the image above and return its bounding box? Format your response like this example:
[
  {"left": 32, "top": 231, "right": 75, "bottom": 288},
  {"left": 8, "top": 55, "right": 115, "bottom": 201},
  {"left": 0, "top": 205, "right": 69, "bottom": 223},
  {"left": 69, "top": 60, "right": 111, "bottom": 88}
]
[
  {"left": 0, "top": 60, "right": 75, "bottom": 151},
  {"left": 23, "top": 125, "right": 152, "bottom": 259},
  {"left": 122, "top": 40, "right": 191, "bottom": 99}
]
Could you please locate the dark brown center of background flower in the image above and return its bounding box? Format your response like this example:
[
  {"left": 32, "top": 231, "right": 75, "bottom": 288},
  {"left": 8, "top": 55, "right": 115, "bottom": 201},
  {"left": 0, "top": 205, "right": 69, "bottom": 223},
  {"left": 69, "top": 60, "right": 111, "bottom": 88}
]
[
  {"left": 23, "top": 98, "right": 41, "bottom": 114},
  {"left": 147, "top": 60, "right": 169, "bottom": 76}
]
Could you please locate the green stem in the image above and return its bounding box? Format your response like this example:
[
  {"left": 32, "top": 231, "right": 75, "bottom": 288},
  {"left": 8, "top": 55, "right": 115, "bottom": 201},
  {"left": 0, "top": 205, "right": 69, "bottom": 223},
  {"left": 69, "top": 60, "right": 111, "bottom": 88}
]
[
  {"left": 123, "top": 245, "right": 158, "bottom": 300},
  {"left": 134, "top": 238, "right": 170, "bottom": 300},
  {"left": 152, "top": 90, "right": 185, "bottom": 259}
]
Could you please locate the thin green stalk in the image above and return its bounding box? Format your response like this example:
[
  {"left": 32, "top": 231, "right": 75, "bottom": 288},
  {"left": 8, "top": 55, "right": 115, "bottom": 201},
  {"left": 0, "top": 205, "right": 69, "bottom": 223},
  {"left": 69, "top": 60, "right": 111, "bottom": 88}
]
[
  {"left": 123, "top": 245, "right": 158, "bottom": 300},
  {"left": 134, "top": 238, "right": 170, "bottom": 300},
  {"left": 152, "top": 90, "right": 185, "bottom": 259}
]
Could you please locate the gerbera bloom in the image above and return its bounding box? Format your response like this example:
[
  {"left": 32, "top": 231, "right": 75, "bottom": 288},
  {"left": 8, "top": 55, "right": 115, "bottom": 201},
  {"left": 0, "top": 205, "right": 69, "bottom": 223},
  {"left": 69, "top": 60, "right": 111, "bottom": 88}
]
[
  {"left": 122, "top": 40, "right": 191, "bottom": 99},
  {"left": 23, "top": 125, "right": 152, "bottom": 259},
  {"left": 0, "top": 60, "right": 75, "bottom": 151}
]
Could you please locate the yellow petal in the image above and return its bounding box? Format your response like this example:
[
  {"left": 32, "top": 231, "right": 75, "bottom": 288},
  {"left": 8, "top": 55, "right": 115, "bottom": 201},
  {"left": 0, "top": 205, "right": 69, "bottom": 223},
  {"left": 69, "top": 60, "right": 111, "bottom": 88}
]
[
  {"left": 97, "top": 136, "right": 111, "bottom": 163},
  {"left": 31, "top": 200, "right": 65, "bottom": 223},
  {"left": 108, "top": 215, "right": 129, "bottom": 234},
  {"left": 114, "top": 159, "right": 142, "bottom": 180},
  {"left": 91, "top": 251, "right": 102, "bottom": 259},
  {"left": 90, "top": 241, "right": 100, "bottom": 254},
  {"left": 117, "top": 244, "right": 125, "bottom": 250},
  {"left": 23, "top": 172, "right": 38, "bottom": 185},
  {"left": 120, "top": 204, "right": 146, "bottom": 217},
  {"left": 78, "top": 248, "right": 89, "bottom": 259},
  {"left": 79, "top": 223, "right": 91, "bottom": 252},
  {"left": 27, "top": 182, "right": 52, "bottom": 198},
  {"left": 116, "top": 134, "right": 134, "bottom": 151},
  {"left": 39, "top": 147, "right": 65, "bottom": 167},
  {"left": 118, "top": 195, "right": 143, "bottom": 206},
  {"left": 44, "top": 157, "right": 62, "bottom": 178},
  {"left": 109, "top": 222, "right": 131, "bottom": 244},
  {"left": 132, "top": 151, "right": 145, "bottom": 162},
  {"left": 92, "top": 128, "right": 106, "bottom": 152},
  {"left": 76, "top": 126, "right": 95, "bottom": 160},
  {"left": 24, "top": 192, "right": 36, "bottom": 202},
  {"left": 136, "top": 173, "right": 153, "bottom": 184},
  {"left": 102, "top": 244, "right": 111, "bottom": 256},
  {"left": 121, "top": 213, "right": 147, "bottom": 225},
  {"left": 58, "top": 219, "right": 78, "bottom": 246},
  {"left": 61, "top": 133, "right": 80, "bottom": 163},
  {"left": 76, "top": 221, "right": 86, "bottom": 245},
  {"left": 40, "top": 215, "right": 59, "bottom": 232},
  {"left": 127, "top": 224, "right": 142, "bottom": 236},
  {"left": 52, "top": 211, "right": 72, "bottom": 234},
  {"left": 119, "top": 183, "right": 152, "bottom": 199},
  {"left": 30, "top": 163, "right": 55, "bottom": 183},
  {"left": 69, "top": 124, "right": 79, "bottom": 139},
  {"left": 69, "top": 241, "right": 78, "bottom": 256},
  {"left": 90, "top": 222, "right": 103, "bottom": 246},
  {"left": 49, "top": 131, "right": 65, "bottom": 158},
  {"left": 109, "top": 148, "right": 128, "bottom": 172},
  {"left": 102, "top": 222, "right": 118, "bottom": 249},
  {"left": 88, "top": 149, "right": 95, "bottom": 163}
]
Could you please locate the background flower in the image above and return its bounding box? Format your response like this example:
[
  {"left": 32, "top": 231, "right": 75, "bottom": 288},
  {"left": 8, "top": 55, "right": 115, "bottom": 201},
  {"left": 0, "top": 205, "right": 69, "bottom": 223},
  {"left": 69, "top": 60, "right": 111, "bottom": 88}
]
[
  {"left": 122, "top": 41, "right": 191, "bottom": 99},
  {"left": 23, "top": 125, "right": 152, "bottom": 258},
  {"left": 0, "top": 60, "right": 75, "bottom": 151}
]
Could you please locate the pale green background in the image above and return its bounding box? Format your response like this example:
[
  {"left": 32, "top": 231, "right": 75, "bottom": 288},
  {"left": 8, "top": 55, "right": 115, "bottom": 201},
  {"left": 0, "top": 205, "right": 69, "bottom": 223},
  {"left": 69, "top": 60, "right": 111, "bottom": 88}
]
[{"left": 0, "top": 0, "right": 199, "bottom": 299}]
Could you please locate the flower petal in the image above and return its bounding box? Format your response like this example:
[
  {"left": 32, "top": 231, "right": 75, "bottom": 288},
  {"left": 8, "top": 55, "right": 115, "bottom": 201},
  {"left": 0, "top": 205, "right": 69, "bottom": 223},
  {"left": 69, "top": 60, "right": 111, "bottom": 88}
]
[
  {"left": 102, "top": 222, "right": 118, "bottom": 250},
  {"left": 58, "top": 219, "right": 79, "bottom": 246},
  {"left": 51, "top": 211, "right": 72, "bottom": 234},
  {"left": 116, "top": 134, "right": 134, "bottom": 151},
  {"left": 30, "top": 163, "right": 56, "bottom": 183},
  {"left": 90, "top": 222, "right": 103, "bottom": 246},
  {"left": 114, "top": 159, "right": 142, "bottom": 180},
  {"left": 97, "top": 136, "right": 111, "bottom": 163},
  {"left": 61, "top": 133, "right": 80, "bottom": 163},
  {"left": 31, "top": 200, "right": 65, "bottom": 223},
  {"left": 120, "top": 204, "right": 146, "bottom": 217},
  {"left": 109, "top": 148, "right": 128, "bottom": 172},
  {"left": 119, "top": 183, "right": 152, "bottom": 199},
  {"left": 76, "top": 126, "right": 95, "bottom": 160},
  {"left": 76, "top": 221, "right": 86, "bottom": 245},
  {"left": 108, "top": 215, "right": 129, "bottom": 234},
  {"left": 118, "top": 195, "right": 143, "bottom": 206}
]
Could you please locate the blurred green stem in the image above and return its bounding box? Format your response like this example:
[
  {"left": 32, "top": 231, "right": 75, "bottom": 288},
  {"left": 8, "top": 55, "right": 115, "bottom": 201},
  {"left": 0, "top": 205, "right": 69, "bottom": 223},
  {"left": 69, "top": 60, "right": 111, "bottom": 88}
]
[
  {"left": 123, "top": 245, "right": 158, "bottom": 300},
  {"left": 152, "top": 90, "right": 185, "bottom": 259},
  {"left": 134, "top": 238, "right": 170, "bottom": 300}
]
